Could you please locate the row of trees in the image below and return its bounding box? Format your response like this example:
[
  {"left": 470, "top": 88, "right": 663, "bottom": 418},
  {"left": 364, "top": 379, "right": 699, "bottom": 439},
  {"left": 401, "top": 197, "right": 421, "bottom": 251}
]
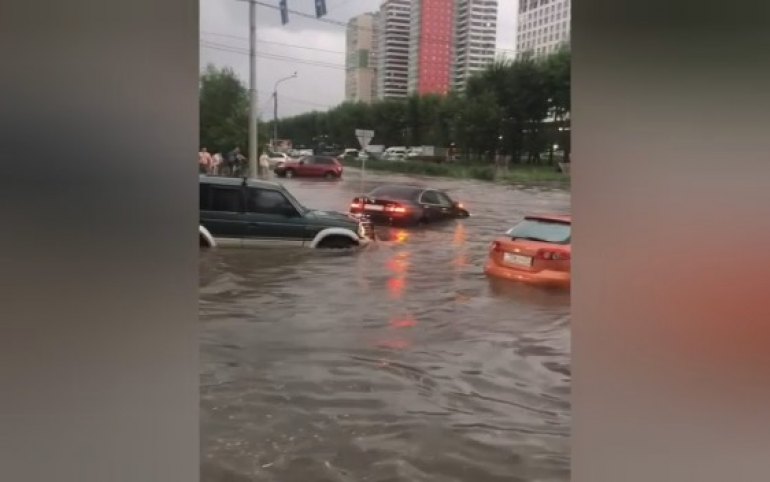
[{"left": 200, "top": 48, "right": 570, "bottom": 164}]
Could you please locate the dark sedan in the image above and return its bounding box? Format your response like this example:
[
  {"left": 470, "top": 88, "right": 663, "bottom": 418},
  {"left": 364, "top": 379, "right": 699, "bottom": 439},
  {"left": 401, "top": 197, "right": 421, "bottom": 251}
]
[{"left": 349, "top": 184, "right": 470, "bottom": 226}]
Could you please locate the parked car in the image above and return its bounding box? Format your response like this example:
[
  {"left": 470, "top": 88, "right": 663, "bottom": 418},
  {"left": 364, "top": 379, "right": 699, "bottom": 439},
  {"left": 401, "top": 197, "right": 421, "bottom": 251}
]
[
  {"left": 383, "top": 146, "right": 407, "bottom": 161},
  {"left": 274, "top": 155, "right": 344, "bottom": 179},
  {"left": 484, "top": 215, "right": 571, "bottom": 287},
  {"left": 349, "top": 184, "right": 470, "bottom": 226},
  {"left": 267, "top": 152, "right": 292, "bottom": 168},
  {"left": 199, "top": 175, "right": 374, "bottom": 249},
  {"left": 339, "top": 148, "right": 359, "bottom": 160},
  {"left": 406, "top": 147, "right": 423, "bottom": 159}
]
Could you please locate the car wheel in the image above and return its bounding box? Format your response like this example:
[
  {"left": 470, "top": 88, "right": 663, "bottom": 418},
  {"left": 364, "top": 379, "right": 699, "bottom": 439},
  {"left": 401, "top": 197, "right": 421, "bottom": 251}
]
[
  {"left": 285, "top": 169, "right": 295, "bottom": 178},
  {"left": 317, "top": 236, "right": 357, "bottom": 249}
]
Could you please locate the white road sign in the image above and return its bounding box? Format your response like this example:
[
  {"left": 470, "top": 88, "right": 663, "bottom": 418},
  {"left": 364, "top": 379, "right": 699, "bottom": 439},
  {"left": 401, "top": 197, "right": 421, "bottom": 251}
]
[{"left": 355, "top": 129, "right": 374, "bottom": 150}]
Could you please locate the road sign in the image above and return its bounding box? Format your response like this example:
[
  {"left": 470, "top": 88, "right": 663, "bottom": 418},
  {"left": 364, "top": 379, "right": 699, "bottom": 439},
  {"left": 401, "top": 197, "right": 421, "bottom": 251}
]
[
  {"left": 355, "top": 129, "right": 374, "bottom": 196},
  {"left": 355, "top": 129, "right": 374, "bottom": 150}
]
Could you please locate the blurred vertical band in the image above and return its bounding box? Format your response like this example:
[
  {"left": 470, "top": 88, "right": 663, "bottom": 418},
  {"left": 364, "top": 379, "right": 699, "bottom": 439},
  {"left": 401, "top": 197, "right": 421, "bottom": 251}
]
[
  {"left": 0, "top": 1, "right": 198, "bottom": 481},
  {"left": 574, "top": 0, "right": 770, "bottom": 481}
]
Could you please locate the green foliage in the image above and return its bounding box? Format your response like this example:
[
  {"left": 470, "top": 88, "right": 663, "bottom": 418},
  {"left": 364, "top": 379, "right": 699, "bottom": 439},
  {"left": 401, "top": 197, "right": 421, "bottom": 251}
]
[
  {"left": 199, "top": 50, "right": 571, "bottom": 165},
  {"left": 343, "top": 158, "right": 568, "bottom": 185},
  {"left": 199, "top": 65, "right": 252, "bottom": 154}
]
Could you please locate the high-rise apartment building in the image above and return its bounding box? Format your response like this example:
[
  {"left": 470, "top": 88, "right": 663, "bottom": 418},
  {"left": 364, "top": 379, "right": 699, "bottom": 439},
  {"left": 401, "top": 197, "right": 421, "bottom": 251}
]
[
  {"left": 345, "top": 13, "right": 379, "bottom": 103},
  {"left": 376, "top": 0, "right": 411, "bottom": 99},
  {"left": 452, "top": 0, "right": 498, "bottom": 91},
  {"left": 408, "top": 0, "right": 455, "bottom": 95},
  {"left": 515, "top": 0, "right": 571, "bottom": 58},
  {"left": 371, "top": 0, "right": 498, "bottom": 98}
]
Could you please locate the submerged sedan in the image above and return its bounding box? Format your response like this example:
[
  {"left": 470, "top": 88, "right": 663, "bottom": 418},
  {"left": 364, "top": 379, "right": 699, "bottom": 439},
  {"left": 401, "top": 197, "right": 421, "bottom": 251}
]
[
  {"left": 349, "top": 184, "right": 470, "bottom": 226},
  {"left": 484, "top": 215, "right": 571, "bottom": 288}
]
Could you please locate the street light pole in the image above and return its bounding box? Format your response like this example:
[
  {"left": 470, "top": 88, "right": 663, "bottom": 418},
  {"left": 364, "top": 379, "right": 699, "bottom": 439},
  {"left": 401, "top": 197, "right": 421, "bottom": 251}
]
[{"left": 272, "top": 72, "right": 298, "bottom": 149}]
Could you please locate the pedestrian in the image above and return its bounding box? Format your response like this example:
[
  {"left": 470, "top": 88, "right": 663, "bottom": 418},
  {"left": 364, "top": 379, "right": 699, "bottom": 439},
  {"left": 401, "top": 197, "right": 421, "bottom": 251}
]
[
  {"left": 226, "top": 147, "right": 241, "bottom": 177},
  {"left": 259, "top": 149, "right": 271, "bottom": 179},
  {"left": 199, "top": 147, "right": 213, "bottom": 174},
  {"left": 211, "top": 151, "right": 223, "bottom": 175},
  {"left": 235, "top": 149, "right": 247, "bottom": 177}
]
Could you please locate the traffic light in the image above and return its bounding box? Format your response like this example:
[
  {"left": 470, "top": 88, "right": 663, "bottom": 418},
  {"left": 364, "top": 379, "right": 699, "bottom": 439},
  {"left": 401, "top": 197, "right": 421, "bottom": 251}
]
[
  {"left": 314, "top": 0, "right": 327, "bottom": 18},
  {"left": 279, "top": 0, "right": 289, "bottom": 25}
]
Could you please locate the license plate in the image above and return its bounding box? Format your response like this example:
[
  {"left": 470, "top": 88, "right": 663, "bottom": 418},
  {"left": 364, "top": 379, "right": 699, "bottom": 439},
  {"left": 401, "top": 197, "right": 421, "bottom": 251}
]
[
  {"left": 364, "top": 204, "right": 384, "bottom": 211},
  {"left": 503, "top": 253, "right": 532, "bottom": 267}
]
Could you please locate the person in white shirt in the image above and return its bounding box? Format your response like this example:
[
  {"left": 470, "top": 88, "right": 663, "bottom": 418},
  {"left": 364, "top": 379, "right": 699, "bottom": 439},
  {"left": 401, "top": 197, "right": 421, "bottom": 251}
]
[{"left": 259, "top": 150, "right": 271, "bottom": 179}]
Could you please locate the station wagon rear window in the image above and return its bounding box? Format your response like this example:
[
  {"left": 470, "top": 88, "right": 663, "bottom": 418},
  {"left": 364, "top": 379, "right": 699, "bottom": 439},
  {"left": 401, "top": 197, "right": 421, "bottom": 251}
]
[{"left": 506, "top": 218, "right": 571, "bottom": 244}]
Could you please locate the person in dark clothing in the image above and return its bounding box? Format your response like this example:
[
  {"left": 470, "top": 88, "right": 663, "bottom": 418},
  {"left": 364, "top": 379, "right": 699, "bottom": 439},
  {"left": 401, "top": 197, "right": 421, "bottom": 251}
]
[{"left": 225, "top": 147, "right": 242, "bottom": 177}]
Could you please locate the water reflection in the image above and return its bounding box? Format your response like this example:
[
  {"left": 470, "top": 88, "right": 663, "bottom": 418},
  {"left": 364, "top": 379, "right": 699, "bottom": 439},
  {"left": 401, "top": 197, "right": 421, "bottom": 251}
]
[{"left": 201, "top": 170, "right": 571, "bottom": 482}]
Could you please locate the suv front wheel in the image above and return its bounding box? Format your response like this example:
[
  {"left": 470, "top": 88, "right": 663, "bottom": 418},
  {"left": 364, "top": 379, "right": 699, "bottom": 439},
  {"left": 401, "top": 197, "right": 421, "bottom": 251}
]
[{"left": 317, "top": 236, "right": 357, "bottom": 249}]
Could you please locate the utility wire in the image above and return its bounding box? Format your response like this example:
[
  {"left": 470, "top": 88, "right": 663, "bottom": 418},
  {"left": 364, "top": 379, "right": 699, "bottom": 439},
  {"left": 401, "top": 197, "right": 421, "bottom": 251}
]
[
  {"left": 250, "top": 0, "right": 519, "bottom": 55},
  {"left": 201, "top": 30, "right": 345, "bottom": 55},
  {"left": 201, "top": 41, "right": 347, "bottom": 70}
]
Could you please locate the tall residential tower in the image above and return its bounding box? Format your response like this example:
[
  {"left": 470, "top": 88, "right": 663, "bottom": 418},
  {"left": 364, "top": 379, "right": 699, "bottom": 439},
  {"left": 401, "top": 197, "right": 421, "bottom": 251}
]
[
  {"left": 345, "top": 13, "right": 379, "bottom": 103},
  {"left": 452, "top": 0, "right": 498, "bottom": 91},
  {"left": 407, "top": 0, "right": 455, "bottom": 95},
  {"left": 515, "top": 0, "right": 571, "bottom": 58},
  {"left": 376, "top": 0, "right": 411, "bottom": 99}
]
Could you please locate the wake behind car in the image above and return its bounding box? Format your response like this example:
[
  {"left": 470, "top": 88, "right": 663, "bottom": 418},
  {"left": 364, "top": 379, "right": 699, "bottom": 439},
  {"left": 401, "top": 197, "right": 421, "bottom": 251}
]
[
  {"left": 484, "top": 215, "right": 571, "bottom": 287},
  {"left": 199, "top": 175, "right": 374, "bottom": 249},
  {"left": 349, "top": 184, "right": 470, "bottom": 226},
  {"left": 274, "top": 155, "right": 343, "bottom": 179}
]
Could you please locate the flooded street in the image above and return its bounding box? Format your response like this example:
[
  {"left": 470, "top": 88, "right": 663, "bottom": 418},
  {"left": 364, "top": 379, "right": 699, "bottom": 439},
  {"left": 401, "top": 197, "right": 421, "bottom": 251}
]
[{"left": 200, "top": 169, "right": 571, "bottom": 482}]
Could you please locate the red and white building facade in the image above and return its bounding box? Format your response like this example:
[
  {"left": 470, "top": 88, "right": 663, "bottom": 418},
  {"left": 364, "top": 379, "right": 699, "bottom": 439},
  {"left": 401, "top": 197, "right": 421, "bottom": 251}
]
[{"left": 407, "top": 0, "right": 455, "bottom": 95}]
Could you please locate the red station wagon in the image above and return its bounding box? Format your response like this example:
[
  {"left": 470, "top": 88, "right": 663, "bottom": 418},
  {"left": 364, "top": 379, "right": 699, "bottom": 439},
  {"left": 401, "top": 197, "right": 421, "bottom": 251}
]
[{"left": 274, "top": 155, "right": 343, "bottom": 179}]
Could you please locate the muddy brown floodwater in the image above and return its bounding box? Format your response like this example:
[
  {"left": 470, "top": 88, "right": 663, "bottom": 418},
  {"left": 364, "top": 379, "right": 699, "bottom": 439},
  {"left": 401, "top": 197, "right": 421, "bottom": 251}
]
[{"left": 200, "top": 168, "right": 571, "bottom": 482}]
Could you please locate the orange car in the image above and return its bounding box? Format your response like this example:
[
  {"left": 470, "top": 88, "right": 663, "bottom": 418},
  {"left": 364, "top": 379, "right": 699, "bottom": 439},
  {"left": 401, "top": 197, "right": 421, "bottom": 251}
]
[{"left": 484, "top": 215, "right": 571, "bottom": 288}]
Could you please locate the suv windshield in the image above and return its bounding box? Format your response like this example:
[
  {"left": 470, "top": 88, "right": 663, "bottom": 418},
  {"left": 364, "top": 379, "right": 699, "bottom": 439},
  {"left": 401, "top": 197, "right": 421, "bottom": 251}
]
[
  {"left": 506, "top": 219, "right": 571, "bottom": 244},
  {"left": 278, "top": 187, "right": 308, "bottom": 215}
]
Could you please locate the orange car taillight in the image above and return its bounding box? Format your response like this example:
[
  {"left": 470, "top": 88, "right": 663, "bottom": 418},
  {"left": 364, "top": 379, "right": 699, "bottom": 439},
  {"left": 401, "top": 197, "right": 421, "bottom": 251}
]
[
  {"left": 536, "top": 249, "right": 571, "bottom": 260},
  {"left": 490, "top": 241, "right": 502, "bottom": 252}
]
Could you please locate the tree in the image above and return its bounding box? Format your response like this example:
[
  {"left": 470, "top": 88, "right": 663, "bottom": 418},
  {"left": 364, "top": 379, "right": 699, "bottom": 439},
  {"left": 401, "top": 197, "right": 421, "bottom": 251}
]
[
  {"left": 249, "top": 49, "right": 571, "bottom": 164},
  {"left": 199, "top": 65, "right": 253, "bottom": 155}
]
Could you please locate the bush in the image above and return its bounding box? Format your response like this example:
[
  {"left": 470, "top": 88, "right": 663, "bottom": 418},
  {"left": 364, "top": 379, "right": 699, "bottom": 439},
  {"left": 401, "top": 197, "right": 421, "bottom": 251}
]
[{"left": 466, "top": 165, "right": 496, "bottom": 181}]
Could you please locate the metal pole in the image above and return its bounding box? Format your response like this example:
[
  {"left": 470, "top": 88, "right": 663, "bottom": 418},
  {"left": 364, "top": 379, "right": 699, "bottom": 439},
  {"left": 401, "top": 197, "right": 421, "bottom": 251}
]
[
  {"left": 248, "top": 0, "right": 259, "bottom": 178},
  {"left": 273, "top": 91, "right": 278, "bottom": 148},
  {"left": 272, "top": 73, "right": 297, "bottom": 152}
]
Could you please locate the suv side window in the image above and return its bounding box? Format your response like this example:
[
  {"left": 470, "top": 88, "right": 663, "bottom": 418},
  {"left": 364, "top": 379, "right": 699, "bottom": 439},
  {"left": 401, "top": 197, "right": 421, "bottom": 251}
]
[
  {"left": 200, "top": 184, "right": 211, "bottom": 210},
  {"left": 247, "top": 188, "right": 297, "bottom": 215},
  {"left": 210, "top": 187, "right": 244, "bottom": 212}
]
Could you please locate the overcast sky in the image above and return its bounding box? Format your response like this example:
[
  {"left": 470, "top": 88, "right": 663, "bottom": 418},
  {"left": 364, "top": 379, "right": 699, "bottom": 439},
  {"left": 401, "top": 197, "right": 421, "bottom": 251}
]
[{"left": 200, "top": 0, "right": 518, "bottom": 119}]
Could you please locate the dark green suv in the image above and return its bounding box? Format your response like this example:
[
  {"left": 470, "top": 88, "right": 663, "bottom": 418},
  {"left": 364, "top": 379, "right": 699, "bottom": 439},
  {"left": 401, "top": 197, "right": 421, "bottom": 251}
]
[{"left": 199, "top": 175, "right": 374, "bottom": 249}]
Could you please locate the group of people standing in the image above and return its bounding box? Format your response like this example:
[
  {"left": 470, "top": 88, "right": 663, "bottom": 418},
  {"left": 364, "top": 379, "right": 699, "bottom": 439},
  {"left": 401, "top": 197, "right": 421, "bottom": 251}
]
[{"left": 199, "top": 147, "right": 271, "bottom": 179}]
